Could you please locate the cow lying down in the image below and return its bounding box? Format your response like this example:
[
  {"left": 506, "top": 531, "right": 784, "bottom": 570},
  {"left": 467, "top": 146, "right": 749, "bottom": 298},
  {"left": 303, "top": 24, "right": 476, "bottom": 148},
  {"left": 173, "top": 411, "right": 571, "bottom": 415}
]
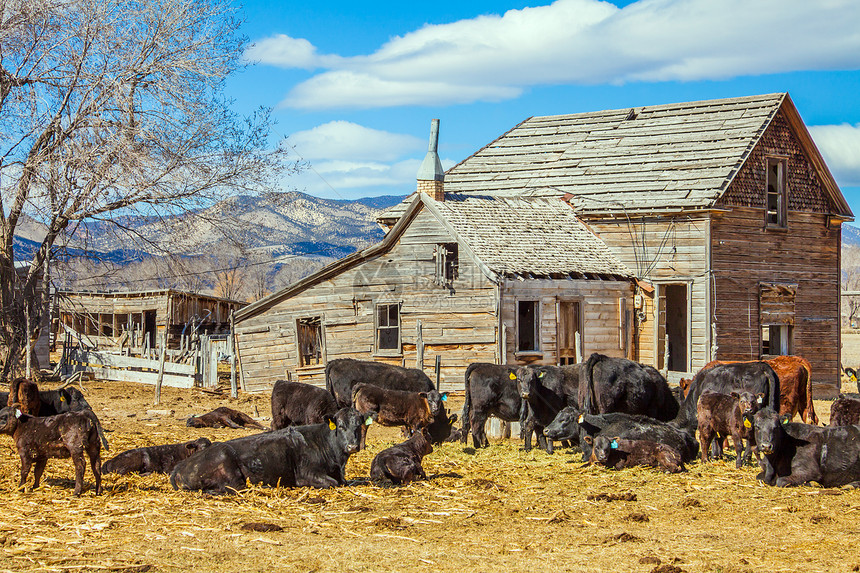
[
  {"left": 171, "top": 408, "right": 370, "bottom": 494},
  {"left": 752, "top": 407, "right": 860, "bottom": 488},
  {"left": 544, "top": 407, "right": 699, "bottom": 463},
  {"left": 186, "top": 406, "right": 265, "bottom": 430},
  {"left": 584, "top": 435, "right": 685, "bottom": 473},
  {"left": 103, "top": 438, "right": 212, "bottom": 475},
  {"left": 370, "top": 428, "right": 433, "bottom": 484}
]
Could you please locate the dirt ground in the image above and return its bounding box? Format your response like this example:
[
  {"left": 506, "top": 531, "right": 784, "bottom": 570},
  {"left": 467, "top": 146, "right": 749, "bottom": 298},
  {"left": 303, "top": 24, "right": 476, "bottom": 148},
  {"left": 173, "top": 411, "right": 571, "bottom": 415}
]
[{"left": 0, "top": 380, "right": 857, "bottom": 573}]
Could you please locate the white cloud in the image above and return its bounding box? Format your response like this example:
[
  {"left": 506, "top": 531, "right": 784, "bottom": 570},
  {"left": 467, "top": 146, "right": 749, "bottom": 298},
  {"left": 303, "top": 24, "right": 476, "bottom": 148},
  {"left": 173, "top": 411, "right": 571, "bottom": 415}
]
[
  {"left": 286, "top": 121, "right": 424, "bottom": 162},
  {"left": 810, "top": 123, "right": 860, "bottom": 187},
  {"left": 248, "top": 0, "right": 860, "bottom": 109}
]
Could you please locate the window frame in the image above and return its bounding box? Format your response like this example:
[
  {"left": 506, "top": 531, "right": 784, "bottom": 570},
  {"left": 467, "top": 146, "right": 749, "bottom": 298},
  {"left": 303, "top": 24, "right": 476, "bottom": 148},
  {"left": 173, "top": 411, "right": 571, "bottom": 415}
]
[
  {"left": 374, "top": 302, "right": 402, "bottom": 356},
  {"left": 760, "top": 323, "right": 792, "bottom": 358},
  {"left": 295, "top": 316, "right": 324, "bottom": 368},
  {"left": 516, "top": 299, "right": 541, "bottom": 354},
  {"left": 434, "top": 242, "right": 459, "bottom": 288},
  {"left": 765, "top": 156, "right": 788, "bottom": 229}
]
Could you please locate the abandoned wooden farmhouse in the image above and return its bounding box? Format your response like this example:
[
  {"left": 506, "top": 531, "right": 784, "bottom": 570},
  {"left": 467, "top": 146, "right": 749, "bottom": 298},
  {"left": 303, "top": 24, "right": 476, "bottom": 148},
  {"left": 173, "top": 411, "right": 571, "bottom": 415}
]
[{"left": 237, "top": 92, "right": 852, "bottom": 396}]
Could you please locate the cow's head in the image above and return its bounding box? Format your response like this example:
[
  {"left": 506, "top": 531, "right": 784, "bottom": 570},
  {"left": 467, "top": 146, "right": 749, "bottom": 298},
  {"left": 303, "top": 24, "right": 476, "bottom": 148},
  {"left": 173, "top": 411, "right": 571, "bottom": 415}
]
[
  {"left": 516, "top": 366, "right": 547, "bottom": 400},
  {"left": 186, "top": 437, "right": 212, "bottom": 453},
  {"left": 543, "top": 405, "right": 581, "bottom": 442},
  {"left": 329, "top": 407, "right": 370, "bottom": 454},
  {"left": 60, "top": 387, "right": 92, "bottom": 412},
  {"left": 186, "top": 415, "right": 203, "bottom": 428},
  {"left": 0, "top": 406, "right": 25, "bottom": 434},
  {"left": 751, "top": 407, "right": 789, "bottom": 455},
  {"left": 732, "top": 391, "right": 761, "bottom": 420},
  {"left": 422, "top": 391, "right": 444, "bottom": 417},
  {"left": 426, "top": 409, "right": 458, "bottom": 444},
  {"left": 584, "top": 435, "right": 620, "bottom": 465}
]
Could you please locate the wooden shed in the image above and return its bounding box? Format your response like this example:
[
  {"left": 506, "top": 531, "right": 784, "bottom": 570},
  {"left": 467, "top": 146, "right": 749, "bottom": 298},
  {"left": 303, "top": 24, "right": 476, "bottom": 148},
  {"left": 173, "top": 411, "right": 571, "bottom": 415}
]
[
  {"left": 234, "top": 193, "right": 633, "bottom": 393},
  {"left": 58, "top": 289, "right": 246, "bottom": 353},
  {"left": 380, "top": 93, "right": 853, "bottom": 397}
]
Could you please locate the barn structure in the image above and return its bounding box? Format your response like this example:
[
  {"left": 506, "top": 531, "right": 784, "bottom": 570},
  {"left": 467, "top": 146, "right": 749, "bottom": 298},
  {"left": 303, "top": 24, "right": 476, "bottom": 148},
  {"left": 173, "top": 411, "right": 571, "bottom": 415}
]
[
  {"left": 378, "top": 92, "right": 852, "bottom": 397},
  {"left": 233, "top": 156, "right": 634, "bottom": 392},
  {"left": 58, "top": 289, "right": 245, "bottom": 352}
]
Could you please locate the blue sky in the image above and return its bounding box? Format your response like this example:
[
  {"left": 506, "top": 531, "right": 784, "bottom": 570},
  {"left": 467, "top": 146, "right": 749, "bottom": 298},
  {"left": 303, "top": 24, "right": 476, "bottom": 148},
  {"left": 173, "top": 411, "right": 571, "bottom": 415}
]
[{"left": 227, "top": 0, "right": 860, "bottom": 221}]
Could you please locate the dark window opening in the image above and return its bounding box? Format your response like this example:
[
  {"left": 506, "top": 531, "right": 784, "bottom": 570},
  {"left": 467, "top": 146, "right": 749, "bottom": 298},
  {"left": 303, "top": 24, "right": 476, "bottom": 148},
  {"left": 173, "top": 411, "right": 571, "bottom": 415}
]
[
  {"left": 766, "top": 158, "right": 787, "bottom": 227},
  {"left": 435, "top": 243, "right": 458, "bottom": 287},
  {"left": 517, "top": 300, "right": 539, "bottom": 352},
  {"left": 762, "top": 324, "right": 791, "bottom": 357},
  {"left": 297, "top": 317, "right": 323, "bottom": 367},
  {"left": 377, "top": 303, "right": 400, "bottom": 351}
]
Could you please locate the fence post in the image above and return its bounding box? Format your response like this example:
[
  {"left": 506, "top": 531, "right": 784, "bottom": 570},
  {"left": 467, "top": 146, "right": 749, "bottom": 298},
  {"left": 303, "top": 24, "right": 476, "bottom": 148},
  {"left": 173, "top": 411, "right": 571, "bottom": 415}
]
[
  {"left": 435, "top": 354, "right": 441, "bottom": 392},
  {"left": 154, "top": 328, "right": 168, "bottom": 405},
  {"left": 416, "top": 320, "right": 424, "bottom": 370}
]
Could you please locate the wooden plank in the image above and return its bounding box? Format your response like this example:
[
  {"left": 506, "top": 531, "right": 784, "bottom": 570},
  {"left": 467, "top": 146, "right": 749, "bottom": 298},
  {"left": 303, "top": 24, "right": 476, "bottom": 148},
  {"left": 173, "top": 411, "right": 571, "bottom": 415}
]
[{"left": 73, "top": 350, "right": 196, "bottom": 375}]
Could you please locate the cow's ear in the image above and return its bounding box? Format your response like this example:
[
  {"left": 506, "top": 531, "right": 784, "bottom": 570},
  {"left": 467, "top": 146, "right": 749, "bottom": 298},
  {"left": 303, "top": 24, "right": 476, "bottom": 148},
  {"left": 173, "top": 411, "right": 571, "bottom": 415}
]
[
  {"left": 448, "top": 413, "right": 458, "bottom": 423},
  {"left": 583, "top": 435, "right": 593, "bottom": 445},
  {"left": 757, "top": 393, "right": 765, "bottom": 402},
  {"left": 325, "top": 416, "right": 336, "bottom": 431},
  {"left": 538, "top": 371, "right": 546, "bottom": 379},
  {"left": 418, "top": 392, "right": 428, "bottom": 399},
  {"left": 730, "top": 391, "right": 739, "bottom": 400}
]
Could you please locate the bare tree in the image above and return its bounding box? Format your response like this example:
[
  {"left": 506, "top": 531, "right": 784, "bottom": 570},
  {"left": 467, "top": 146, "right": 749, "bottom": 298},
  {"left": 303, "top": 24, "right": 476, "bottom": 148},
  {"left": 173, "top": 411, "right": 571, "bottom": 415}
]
[{"left": 0, "top": 0, "right": 291, "bottom": 376}]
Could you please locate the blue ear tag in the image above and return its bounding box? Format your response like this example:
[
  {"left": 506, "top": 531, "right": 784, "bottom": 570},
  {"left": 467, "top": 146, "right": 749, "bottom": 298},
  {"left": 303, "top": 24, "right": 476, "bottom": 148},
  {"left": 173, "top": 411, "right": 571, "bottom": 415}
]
[
  {"left": 441, "top": 395, "right": 447, "bottom": 402},
  {"left": 364, "top": 417, "right": 373, "bottom": 426},
  {"left": 610, "top": 440, "right": 619, "bottom": 449}
]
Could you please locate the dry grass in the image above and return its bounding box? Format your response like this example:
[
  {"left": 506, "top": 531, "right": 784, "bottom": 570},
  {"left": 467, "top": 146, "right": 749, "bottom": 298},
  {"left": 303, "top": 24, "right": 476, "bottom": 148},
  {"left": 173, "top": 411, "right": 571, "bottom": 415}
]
[{"left": 0, "top": 381, "right": 855, "bottom": 572}]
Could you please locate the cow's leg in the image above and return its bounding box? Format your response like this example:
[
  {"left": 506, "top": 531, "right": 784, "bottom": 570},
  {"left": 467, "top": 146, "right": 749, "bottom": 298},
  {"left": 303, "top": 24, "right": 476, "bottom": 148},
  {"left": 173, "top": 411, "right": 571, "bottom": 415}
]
[
  {"left": 223, "top": 417, "right": 242, "bottom": 429},
  {"left": 31, "top": 458, "right": 47, "bottom": 490},
  {"left": 299, "top": 474, "right": 340, "bottom": 489},
  {"left": 359, "top": 420, "right": 368, "bottom": 450},
  {"left": 732, "top": 431, "right": 745, "bottom": 468},
  {"left": 72, "top": 451, "right": 87, "bottom": 496},
  {"left": 699, "top": 429, "right": 712, "bottom": 464},
  {"left": 19, "top": 455, "right": 32, "bottom": 490},
  {"left": 88, "top": 448, "right": 102, "bottom": 495},
  {"left": 471, "top": 410, "right": 489, "bottom": 448}
]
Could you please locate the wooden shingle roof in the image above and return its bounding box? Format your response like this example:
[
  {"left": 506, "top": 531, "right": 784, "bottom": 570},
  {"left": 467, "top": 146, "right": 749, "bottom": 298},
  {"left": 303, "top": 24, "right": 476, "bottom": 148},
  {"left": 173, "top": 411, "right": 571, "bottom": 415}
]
[
  {"left": 380, "top": 93, "right": 851, "bottom": 221},
  {"left": 425, "top": 195, "right": 631, "bottom": 279}
]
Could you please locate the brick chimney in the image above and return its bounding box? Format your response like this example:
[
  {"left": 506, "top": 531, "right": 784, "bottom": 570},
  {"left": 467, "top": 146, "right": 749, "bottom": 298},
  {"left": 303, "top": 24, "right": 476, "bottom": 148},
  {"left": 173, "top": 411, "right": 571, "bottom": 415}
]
[{"left": 416, "top": 118, "right": 444, "bottom": 201}]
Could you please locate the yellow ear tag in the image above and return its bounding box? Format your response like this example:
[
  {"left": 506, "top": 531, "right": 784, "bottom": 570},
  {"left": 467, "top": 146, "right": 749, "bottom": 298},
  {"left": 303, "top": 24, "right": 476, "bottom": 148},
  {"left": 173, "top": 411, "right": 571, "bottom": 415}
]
[
  {"left": 328, "top": 420, "right": 336, "bottom": 431},
  {"left": 743, "top": 419, "right": 752, "bottom": 429},
  {"left": 509, "top": 373, "right": 517, "bottom": 380},
  {"left": 60, "top": 396, "right": 65, "bottom": 402}
]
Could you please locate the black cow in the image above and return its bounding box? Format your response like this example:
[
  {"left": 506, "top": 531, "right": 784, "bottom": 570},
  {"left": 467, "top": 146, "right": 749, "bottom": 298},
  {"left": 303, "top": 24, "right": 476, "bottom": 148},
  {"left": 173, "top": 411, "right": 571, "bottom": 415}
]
[
  {"left": 326, "top": 358, "right": 455, "bottom": 444},
  {"left": 676, "top": 362, "right": 780, "bottom": 435},
  {"left": 170, "top": 408, "right": 369, "bottom": 494},
  {"left": 370, "top": 428, "right": 433, "bottom": 484},
  {"left": 544, "top": 407, "right": 699, "bottom": 463},
  {"left": 580, "top": 353, "right": 678, "bottom": 421},
  {"left": 516, "top": 364, "right": 580, "bottom": 453},
  {"left": 751, "top": 407, "right": 860, "bottom": 487},
  {"left": 326, "top": 358, "right": 434, "bottom": 408},
  {"left": 103, "top": 438, "right": 212, "bottom": 475},
  {"left": 271, "top": 380, "right": 338, "bottom": 430},
  {"left": 461, "top": 363, "right": 524, "bottom": 448},
  {"left": 0, "top": 386, "right": 93, "bottom": 416}
]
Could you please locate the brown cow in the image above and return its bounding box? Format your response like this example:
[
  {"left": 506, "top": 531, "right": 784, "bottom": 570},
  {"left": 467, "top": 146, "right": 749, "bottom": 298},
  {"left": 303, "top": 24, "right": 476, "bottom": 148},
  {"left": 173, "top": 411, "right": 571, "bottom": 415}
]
[
  {"left": 830, "top": 394, "right": 860, "bottom": 426},
  {"left": 584, "top": 435, "right": 685, "bottom": 473},
  {"left": 370, "top": 428, "right": 434, "bottom": 484},
  {"left": 0, "top": 406, "right": 104, "bottom": 496},
  {"left": 186, "top": 407, "right": 265, "bottom": 429},
  {"left": 352, "top": 383, "right": 441, "bottom": 449},
  {"left": 697, "top": 390, "right": 761, "bottom": 467},
  {"left": 7, "top": 377, "right": 40, "bottom": 415},
  {"left": 699, "top": 356, "right": 817, "bottom": 424}
]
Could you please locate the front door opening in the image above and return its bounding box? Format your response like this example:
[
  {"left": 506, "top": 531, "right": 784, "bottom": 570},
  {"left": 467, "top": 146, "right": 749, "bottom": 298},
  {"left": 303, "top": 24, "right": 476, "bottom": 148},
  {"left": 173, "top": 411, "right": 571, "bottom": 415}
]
[
  {"left": 664, "top": 284, "right": 688, "bottom": 372},
  {"left": 557, "top": 301, "right": 581, "bottom": 365}
]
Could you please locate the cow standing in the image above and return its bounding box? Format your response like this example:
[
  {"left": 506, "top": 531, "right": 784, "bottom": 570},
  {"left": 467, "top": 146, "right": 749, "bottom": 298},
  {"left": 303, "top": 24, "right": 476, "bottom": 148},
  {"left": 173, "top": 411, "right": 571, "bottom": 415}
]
[
  {"left": 351, "top": 384, "right": 442, "bottom": 449},
  {"left": 462, "top": 363, "right": 524, "bottom": 448},
  {"left": 271, "top": 380, "right": 338, "bottom": 429},
  {"left": 580, "top": 353, "right": 679, "bottom": 421},
  {"left": 516, "top": 364, "right": 580, "bottom": 453},
  {"left": 0, "top": 406, "right": 106, "bottom": 496},
  {"left": 326, "top": 358, "right": 456, "bottom": 444},
  {"left": 696, "top": 390, "right": 761, "bottom": 467}
]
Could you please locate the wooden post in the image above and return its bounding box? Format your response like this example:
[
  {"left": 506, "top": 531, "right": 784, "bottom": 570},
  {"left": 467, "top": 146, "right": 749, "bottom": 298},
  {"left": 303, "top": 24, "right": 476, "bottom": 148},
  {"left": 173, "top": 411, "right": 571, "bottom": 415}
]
[
  {"left": 435, "top": 354, "right": 441, "bottom": 392},
  {"left": 416, "top": 320, "right": 424, "bottom": 370},
  {"left": 25, "top": 306, "right": 31, "bottom": 379},
  {"left": 229, "top": 310, "right": 237, "bottom": 399},
  {"left": 154, "top": 327, "right": 168, "bottom": 405},
  {"left": 574, "top": 330, "right": 582, "bottom": 364}
]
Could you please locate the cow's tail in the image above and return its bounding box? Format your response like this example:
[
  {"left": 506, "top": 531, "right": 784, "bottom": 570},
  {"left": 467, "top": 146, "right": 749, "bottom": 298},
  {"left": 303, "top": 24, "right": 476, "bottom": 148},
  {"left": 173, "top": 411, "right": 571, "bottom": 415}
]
[
  {"left": 583, "top": 353, "right": 603, "bottom": 415},
  {"left": 88, "top": 410, "right": 110, "bottom": 451},
  {"left": 325, "top": 360, "right": 335, "bottom": 397},
  {"left": 461, "top": 363, "right": 479, "bottom": 442},
  {"left": 800, "top": 358, "right": 818, "bottom": 425},
  {"left": 767, "top": 365, "right": 780, "bottom": 413}
]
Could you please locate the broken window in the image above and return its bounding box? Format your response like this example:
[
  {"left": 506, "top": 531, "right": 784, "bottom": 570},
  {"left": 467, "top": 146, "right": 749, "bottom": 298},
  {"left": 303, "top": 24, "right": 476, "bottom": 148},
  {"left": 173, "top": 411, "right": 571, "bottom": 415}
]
[
  {"left": 517, "top": 300, "right": 540, "bottom": 352},
  {"left": 760, "top": 282, "right": 795, "bottom": 357},
  {"left": 296, "top": 317, "right": 323, "bottom": 367},
  {"left": 376, "top": 303, "right": 400, "bottom": 352},
  {"left": 766, "top": 157, "right": 787, "bottom": 227},
  {"left": 435, "top": 243, "right": 458, "bottom": 287},
  {"left": 762, "top": 325, "right": 791, "bottom": 357}
]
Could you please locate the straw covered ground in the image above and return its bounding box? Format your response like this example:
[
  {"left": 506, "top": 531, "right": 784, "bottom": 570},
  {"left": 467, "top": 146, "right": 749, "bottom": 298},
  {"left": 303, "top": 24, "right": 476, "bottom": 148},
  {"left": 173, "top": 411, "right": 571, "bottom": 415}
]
[{"left": 0, "top": 379, "right": 857, "bottom": 573}]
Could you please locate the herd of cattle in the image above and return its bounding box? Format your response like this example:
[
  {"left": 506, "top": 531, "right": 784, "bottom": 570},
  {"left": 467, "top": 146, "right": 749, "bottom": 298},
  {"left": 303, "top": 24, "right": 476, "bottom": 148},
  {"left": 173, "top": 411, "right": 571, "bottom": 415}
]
[{"left": 3, "top": 353, "right": 860, "bottom": 496}]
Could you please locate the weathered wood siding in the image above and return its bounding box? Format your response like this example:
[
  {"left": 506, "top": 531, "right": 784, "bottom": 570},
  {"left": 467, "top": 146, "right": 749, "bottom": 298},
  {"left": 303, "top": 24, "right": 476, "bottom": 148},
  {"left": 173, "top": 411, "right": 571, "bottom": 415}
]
[
  {"left": 500, "top": 279, "right": 634, "bottom": 365},
  {"left": 586, "top": 216, "right": 711, "bottom": 373},
  {"left": 235, "top": 209, "right": 499, "bottom": 393}
]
